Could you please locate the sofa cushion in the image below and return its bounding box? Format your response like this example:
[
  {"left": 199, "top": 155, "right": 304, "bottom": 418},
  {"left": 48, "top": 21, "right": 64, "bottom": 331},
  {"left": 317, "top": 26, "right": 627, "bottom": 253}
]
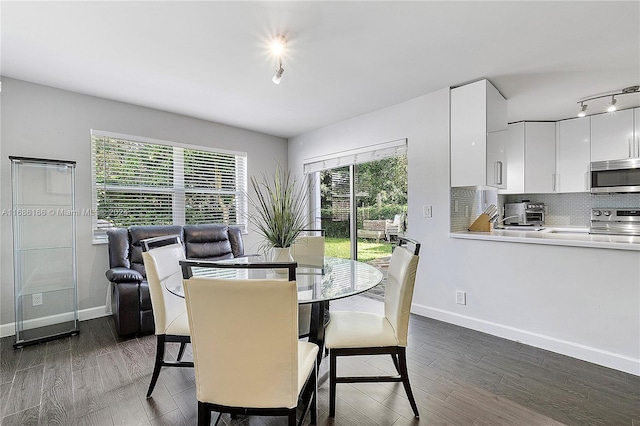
[
  {"left": 129, "top": 225, "right": 184, "bottom": 276},
  {"left": 184, "top": 224, "right": 234, "bottom": 260},
  {"left": 107, "top": 227, "right": 131, "bottom": 269}
]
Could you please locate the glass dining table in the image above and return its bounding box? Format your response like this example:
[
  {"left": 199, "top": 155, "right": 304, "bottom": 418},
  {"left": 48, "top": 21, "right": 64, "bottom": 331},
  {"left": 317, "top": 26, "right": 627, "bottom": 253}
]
[{"left": 175, "top": 256, "right": 384, "bottom": 364}]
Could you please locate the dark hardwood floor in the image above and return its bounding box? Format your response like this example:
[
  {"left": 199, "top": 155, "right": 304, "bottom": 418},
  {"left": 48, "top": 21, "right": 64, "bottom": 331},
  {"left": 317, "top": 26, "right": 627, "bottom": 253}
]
[{"left": 1, "top": 294, "right": 639, "bottom": 425}]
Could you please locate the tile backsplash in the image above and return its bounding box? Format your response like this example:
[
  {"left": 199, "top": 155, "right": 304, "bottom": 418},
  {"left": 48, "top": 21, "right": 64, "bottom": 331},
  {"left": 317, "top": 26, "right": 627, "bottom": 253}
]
[
  {"left": 450, "top": 188, "right": 480, "bottom": 232},
  {"left": 450, "top": 189, "right": 640, "bottom": 232}
]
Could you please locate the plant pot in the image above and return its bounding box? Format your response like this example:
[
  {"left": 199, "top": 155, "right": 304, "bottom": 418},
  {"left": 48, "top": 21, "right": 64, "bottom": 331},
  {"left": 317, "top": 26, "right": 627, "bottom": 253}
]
[
  {"left": 271, "top": 247, "right": 294, "bottom": 262},
  {"left": 271, "top": 247, "right": 294, "bottom": 276}
]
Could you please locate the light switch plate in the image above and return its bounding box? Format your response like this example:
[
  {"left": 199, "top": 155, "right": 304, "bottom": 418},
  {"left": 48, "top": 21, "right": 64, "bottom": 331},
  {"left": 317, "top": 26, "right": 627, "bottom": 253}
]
[{"left": 423, "top": 205, "right": 432, "bottom": 218}]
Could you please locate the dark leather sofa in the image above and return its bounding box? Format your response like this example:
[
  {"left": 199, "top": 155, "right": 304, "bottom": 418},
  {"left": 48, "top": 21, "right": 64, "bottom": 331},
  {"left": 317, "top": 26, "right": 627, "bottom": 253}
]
[{"left": 106, "top": 224, "right": 245, "bottom": 336}]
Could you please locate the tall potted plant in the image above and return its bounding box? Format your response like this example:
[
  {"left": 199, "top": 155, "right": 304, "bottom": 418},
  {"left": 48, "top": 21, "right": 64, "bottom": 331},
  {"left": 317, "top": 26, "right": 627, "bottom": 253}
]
[{"left": 248, "top": 164, "right": 310, "bottom": 260}]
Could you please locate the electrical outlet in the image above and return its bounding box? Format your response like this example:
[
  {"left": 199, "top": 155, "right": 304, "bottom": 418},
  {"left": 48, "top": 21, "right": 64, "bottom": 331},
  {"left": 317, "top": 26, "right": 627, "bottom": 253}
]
[
  {"left": 456, "top": 291, "right": 466, "bottom": 305},
  {"left": 32, "top": 293, "right": 43, "bottom": 306}
]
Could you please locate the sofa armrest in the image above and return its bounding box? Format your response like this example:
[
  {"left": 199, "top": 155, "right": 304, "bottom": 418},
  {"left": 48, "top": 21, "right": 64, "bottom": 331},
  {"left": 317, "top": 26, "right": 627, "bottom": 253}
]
[{"left": 106, "top": 267, "right": 144, "bottom": 283}]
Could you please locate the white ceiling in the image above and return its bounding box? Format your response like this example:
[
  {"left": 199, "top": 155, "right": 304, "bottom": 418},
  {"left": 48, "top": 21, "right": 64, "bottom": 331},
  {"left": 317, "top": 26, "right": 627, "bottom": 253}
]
[{"left": 2, "top": 1, "right": 639, "bottom": 139}]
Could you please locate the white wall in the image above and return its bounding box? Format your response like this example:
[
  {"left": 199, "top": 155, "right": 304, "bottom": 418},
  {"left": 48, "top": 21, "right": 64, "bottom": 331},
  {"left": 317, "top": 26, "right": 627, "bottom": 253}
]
[
  {"left": 1, "top": 78, "right": 287, "bottom": 328},
  {"left": 289, "top": 88, "right": 640, "bottom": 375}
]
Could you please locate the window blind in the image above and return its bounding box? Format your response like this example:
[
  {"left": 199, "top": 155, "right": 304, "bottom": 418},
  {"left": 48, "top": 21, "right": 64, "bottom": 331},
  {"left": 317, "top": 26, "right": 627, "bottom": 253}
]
[
  {"left": 91, "top": 131, "right": 247, "bottom": 243},
  {"left": 303, "top": 139, "right": 407, "bottom": 174}
]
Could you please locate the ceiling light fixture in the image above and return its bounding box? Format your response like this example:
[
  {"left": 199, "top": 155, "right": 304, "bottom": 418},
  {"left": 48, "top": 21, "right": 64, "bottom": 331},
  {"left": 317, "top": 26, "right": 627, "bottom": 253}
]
[
  {"left": 576, "top": 85, "right": 639, "bottom": 116},
  {"left": 270, "top": 35, "right": 286, "bottom": 85},
  {"left": 577, "top": 102, "right": 588, "bottom": 117},
  {"left": 272, "top": 58, "right": 284, "bottom": 85}
]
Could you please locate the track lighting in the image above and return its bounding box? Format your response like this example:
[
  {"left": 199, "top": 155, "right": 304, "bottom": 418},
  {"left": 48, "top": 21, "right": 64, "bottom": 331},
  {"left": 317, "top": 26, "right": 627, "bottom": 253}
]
[
  {"left": 272, "top": 58, "right": 284, "bottom": 85},
  {"left": 576, "top": 85, "right": 638, "bottom": 116},
  {"left": 270, "top": 35, "right": 286, "bottom": 85},
  {"left": 577, "top": 102, "right": 588, "bottom": 117}
]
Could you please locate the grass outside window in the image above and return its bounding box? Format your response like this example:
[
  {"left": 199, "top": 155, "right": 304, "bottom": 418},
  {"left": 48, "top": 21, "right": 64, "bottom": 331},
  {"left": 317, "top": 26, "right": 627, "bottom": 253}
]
[{"left": 324, "top": 237, "right": 393, "bottom": 262}]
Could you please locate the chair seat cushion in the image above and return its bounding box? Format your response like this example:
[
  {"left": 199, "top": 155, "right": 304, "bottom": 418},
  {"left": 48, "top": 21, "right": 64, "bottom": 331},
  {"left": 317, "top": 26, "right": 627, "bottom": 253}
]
[
  {"left": 165, "top": 310, "right": 190, "bottom": 336},
  {"left": 325, "top": 311, "right": 398, "bottom": 349},
  {"left": 297, "top": 341, "right": 319, "bottom": 398}
]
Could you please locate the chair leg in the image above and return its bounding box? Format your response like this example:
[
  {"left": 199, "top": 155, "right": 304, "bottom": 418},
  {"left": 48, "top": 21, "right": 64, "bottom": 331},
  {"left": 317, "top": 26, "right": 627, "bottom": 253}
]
[
  {"left": 176, "top": 342, "right": 187, "bottom": 361},
  {"left": 298, "top": 364, "right": 317, "bottom": 426},
  {"left": 398, "top": 347, "right": 419, "bottom": 418},
  {"left": 390, "top": 353, "right": 400, "bottom": 373},
  {"left": 288, "top": 410, "right": 297, "bottom": 426},
  {"left": 311, "top": 365, "right": 317, "bottom": 425},
  {"left": 146, "top": 335, "right": 165, "bottom": 398},
  {"left": 198, "top": 401, "right": 211, "bottom": 426},
  {"left": 329, "top": 350, "right": 337, "bottom": 417}
]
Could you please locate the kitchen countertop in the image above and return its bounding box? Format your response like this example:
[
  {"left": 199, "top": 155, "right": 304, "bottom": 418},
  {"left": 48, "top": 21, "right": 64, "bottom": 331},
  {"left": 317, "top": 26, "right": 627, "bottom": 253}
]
[{"left": 450, "top": 226, "right": 640, "bottom": 251}]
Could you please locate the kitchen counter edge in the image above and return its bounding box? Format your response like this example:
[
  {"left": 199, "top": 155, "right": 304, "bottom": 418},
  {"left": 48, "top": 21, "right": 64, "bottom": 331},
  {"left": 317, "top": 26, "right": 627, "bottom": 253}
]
[{"left": 450, "top": 230, "right": 640, "bottom": 251}]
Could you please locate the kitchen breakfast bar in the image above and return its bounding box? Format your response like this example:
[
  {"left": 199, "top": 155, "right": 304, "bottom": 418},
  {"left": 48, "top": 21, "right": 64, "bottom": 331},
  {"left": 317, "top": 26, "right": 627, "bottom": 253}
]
[{"left": 451, "top": 227, "right": 640, "bottom": 251}]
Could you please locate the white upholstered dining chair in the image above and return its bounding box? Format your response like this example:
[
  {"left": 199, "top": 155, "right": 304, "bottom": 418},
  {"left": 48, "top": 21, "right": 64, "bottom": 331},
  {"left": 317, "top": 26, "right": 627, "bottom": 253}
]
[
  {"left": 182, "top": 263, "right": 319, "bottom": 426},
  {"left": 290, "top": 229, "right": 325, "bottom": 338},
  {"left": 324, "top": 236, "right": 421, "bottom": 418},
  {"left": 141, "top": 235, "right": 192, "bottom": 398}
]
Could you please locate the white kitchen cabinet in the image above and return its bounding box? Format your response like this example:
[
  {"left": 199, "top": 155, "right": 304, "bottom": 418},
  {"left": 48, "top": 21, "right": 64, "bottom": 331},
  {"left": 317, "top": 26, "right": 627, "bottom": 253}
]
[
  {"left": 524, "top": 122, "right": 556, "bottom": 193},
  {"left": 556, "top": 117, "right": 591, "bottom": 192},
  {"left": 500, "top": 122, "right": 555, "bottom": 194},
  {"left": 451, "top": 79, "right": 507, "bottom": 188},
  {"left": 591, "top": 108, "right": 636, "bottom": 161},
  {"left": 486, "top": 130, "right": 507, "bottom": 188},
  {"left": 502, "top": 122, "right": 525, "bottom": 194}
]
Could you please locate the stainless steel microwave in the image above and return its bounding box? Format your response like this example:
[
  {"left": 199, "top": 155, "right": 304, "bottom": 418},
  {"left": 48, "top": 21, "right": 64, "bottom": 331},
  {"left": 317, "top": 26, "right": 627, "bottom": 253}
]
[{"left": 590, "top": 158, "right": 640, "bottom": 194}]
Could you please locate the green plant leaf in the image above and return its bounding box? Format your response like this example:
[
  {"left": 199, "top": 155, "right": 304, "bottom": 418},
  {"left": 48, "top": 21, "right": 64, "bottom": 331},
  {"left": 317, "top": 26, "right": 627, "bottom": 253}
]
[{"left": 247, "top": 163, "right": 311, "bottom": 251}]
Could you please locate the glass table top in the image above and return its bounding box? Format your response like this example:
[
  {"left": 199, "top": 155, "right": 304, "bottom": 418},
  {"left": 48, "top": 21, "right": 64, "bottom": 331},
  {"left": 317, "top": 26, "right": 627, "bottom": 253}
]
[{"left": 171, "top": 256, "right": 384, "bottom": 304}]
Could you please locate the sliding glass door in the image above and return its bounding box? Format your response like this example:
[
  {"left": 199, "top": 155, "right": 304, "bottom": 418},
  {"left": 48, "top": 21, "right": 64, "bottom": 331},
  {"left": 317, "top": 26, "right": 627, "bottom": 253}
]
[
  {"left": 317, "top": 166, "right": 352, "bottom": 259},
  {"left": 354, "top": 156, "right": 407, "bottom": 262},
  {"left": 308, "top": 145, "right": 407, "bottom": 265}
]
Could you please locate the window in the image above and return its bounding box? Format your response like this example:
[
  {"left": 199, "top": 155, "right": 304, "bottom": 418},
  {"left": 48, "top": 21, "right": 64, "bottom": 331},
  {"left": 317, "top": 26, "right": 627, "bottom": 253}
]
[{"left": 91, "top": 130, "right": 247, "bottom": 243}]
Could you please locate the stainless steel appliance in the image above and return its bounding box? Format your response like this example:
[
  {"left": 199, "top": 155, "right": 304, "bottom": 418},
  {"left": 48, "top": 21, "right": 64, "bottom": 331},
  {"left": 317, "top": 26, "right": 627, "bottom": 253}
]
[
  {"left": 504, "top": 202, "right": 545, "bottom": 226},
  {"left": 590, "top": 208, "right": 640, "bottom": 236},
  {"left": 590, "top": 158, "right": 640, "bottom": 194}
]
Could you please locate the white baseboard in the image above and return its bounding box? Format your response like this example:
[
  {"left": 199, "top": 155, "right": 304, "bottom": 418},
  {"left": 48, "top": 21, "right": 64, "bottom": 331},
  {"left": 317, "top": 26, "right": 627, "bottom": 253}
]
[
  {"left": 412, "top": 303, "right": 640, "bottom": 377},
  {"left": 0, "top": 305, "right": 110, "bottom": 338}
]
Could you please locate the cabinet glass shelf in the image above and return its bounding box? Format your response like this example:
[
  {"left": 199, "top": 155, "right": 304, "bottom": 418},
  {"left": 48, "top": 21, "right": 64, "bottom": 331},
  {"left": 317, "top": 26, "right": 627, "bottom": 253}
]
[
  {"left": 11, "top": 156, "right": 79, "bottom": 348},
  {"left": 16, "top": 246, "right": 74, "bottom": 252}
]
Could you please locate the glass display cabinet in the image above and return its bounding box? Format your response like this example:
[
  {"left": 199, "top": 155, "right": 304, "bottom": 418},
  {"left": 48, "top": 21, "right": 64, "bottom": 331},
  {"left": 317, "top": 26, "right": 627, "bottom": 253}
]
[{"left": 10, "top": 156, "right": 79, "bottom": 347}]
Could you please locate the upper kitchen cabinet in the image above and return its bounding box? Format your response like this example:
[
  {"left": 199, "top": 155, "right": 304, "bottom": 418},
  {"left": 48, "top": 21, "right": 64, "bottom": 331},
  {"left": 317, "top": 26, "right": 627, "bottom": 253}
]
[
  {"left": 501, "top": 122, "right": 555, "bottom": 194},
  {"left": 451, "top": 79, "right": 507, "bottom": 188},
  {"left": 502, "top": 123, "right": 525, "bottom": 193},
  {"left": 524, "top": 122, "right": 556, "bottom": 193},
  {"left": 556, "top": 116, "right": 591, "bottom": 192},
  {"left": 591, "top": 108, "right": 637, "bottom": 161}
]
